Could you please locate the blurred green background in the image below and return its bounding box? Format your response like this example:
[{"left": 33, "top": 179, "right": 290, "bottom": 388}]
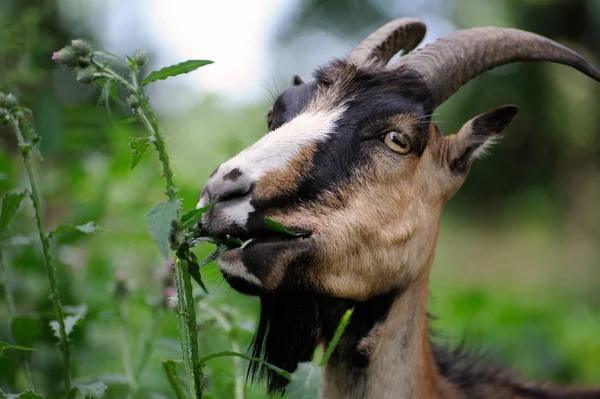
[{"left": 1, "top": 0, "right": 599, "bottom": 398}]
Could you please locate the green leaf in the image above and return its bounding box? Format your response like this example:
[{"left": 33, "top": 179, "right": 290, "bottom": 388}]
[
  {"left": 286, "top": 362, "right": 322, "bottom": 399},
  {"left": 7, "top": 390, "right": 44, "bottom": 399},
  {"left": 162, "top": 360, "right": 186, "bottom": 399},
  {"left": 320, "top": 307, "right": 354, "bottom": 366},
  {"left": 70, "top": 382, "right": 108, "bottom": 398},
  {"left": 129, "top": 137, "right": 151, "bottom": 170},
  {"left": 0, "top": 342, "right": 35, "bottom": 357},
  {"left": 49, "top": 222, "right": 99, "bottom": 238},
  {"left": 264, "top": 217, "right": 308, "bottom": 237},
  {"left": 0, "top": 191, "right": 26, "bottom": 233},
  {"left": 147, "top": 199, "right": 181, "bottom": 259},
  {"left": 49, "top": 305, "right": 87, "bottom": 342},
  {"left": 97, "top": 78, "right": 114, "bottom": 120},
  {"left": 115, "top": 117, "right": 140, "bottom": 128},
  {"left": 141, "top": 60, "right": 213, "bottom": 86},
  {"left": 11, "top": 316, "right": 40, "bottom": 350},
  {"left": 179, "top": 202, "right": 214, "bottom": 229},
  {"left": 199, "top": 351, "right": 292, "bottom": 380}
]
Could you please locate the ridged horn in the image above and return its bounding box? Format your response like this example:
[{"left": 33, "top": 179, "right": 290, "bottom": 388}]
[
  {"left": 347, "top": 18, "right": 426, "bottom": 65},
  {"left": 396, "top": 27, "right": 600, "bottom": 108}
]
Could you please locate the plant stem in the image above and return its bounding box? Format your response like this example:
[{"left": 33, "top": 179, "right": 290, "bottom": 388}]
[
  {"left": 231, "top": 337, "right": 244, "bottom": 399},
  {"left": 0, "top": 248, "right": 16, "bottom": 316},
  {"left": 118, "top": 300, "right": 137, "bottom": 398},
  {"left": 174, "top": 256, "right": 203, "bottom": 397},
  {"left": 133, "top": 306, "right": 161, "bottom": 382},
  {"left": 93, "top": 59, "right": 201, "bottom": 397},
  {"left": 8, "top": 115, "right": 71, "bottom": 393}
]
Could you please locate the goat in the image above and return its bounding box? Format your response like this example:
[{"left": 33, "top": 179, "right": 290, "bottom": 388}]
[{"left": 198, "top": 18, "right": 600, "bottom": 399}]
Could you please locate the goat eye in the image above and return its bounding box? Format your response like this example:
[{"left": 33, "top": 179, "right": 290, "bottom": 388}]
[{"left": 383, "top": 131, "right": 411, "bottom": 154}]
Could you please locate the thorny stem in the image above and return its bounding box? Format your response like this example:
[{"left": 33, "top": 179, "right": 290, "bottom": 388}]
[
  {"left": 0, "top": 249, "right": 36, "bottom": 390},
  {"left": 8, "top": 115, "right": 71, "bottom": 392},
  {"left": 92, "top": 54, "right": 199, "bottom": 396},
  {"left": 174, "top": 256, "right": 203, "bottom": 397}
]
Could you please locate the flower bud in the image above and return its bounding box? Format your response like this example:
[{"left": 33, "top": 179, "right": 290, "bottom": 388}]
[
  {"left": 0, "top": 92, "right": 6, "bottom": 108},
  {"left": 70, "top": 39, "right": 92, "bottom": 57},
  {"left": 76, "top": 67, "right": 96, "bottom": 85},
  {"left": 126, "top": 95, "right": 140, "bottom": 109},
  {"left": 52, "top": 47, "right": 77, "bottom": 70},
  {"left": 5, "top": 94, "right": 17, "bottom": 109},
  {"left": 132, "top": 50, "right": 149, "bottom": 67},
  {"left": 0, "top": 108, "right": 8, "bottom": 124}
]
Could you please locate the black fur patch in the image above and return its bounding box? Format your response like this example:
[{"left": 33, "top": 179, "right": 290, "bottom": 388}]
[{"left": 247, "top": 290, "right": 398, "bottom": 394}]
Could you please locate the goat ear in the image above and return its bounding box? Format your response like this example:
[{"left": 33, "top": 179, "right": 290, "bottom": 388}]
[
  {"left": 447, "top": 105, "right": 518, "bottom": 174},
  {"left": 293, "top": 75, "right": 305, "bottom": 86}
]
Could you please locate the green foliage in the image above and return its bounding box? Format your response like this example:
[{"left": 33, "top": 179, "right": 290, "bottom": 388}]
[
  {"left": 147, "top": 199, "right": 181, "bottom": 259},
  {"left": 0, "top": 342, "right": 34, "bottom": 357},
  {"left": 264, "top": 217, "right": 308, "bottom": 237},
  {"left": 129, "top": 137, "right": 151, "bottom": 170},
  {"left": 140, "top": 60, "right": 214, "bottom": 86},
  {"left": 49, "top": 305, "right": 87, "bottom": 342},
  {"left": 0, "top": 192, "right": 26, "bottom": 233},
  {"left": 69, "top": 382, "right": 107, "bottom": 399},
  {"left": 7, "top": 391, "right": 44, "bottom": 399},
  {"left": 286, "top": 363, "right": 322, "bottom": 399},
  {"left": 10, "top": 317, "right": 40, "bottom": 350}
]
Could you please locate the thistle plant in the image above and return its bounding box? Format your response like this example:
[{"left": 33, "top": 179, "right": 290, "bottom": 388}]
[
  {"left": 53, "top": 39, "right": 218, "bottom": 398},
  {"left": 0, "top": 92, "right": 73, "bottom": 393}
]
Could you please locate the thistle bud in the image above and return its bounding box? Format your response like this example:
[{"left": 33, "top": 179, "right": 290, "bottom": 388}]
[
  {"left": 52, "top": 47, "right": 77, "bottom": 70},
  {"left": 76, "top": 66, "right": 96, "bottom": 85},
  {"left": 5, "top": 94, "right": 17, "bottom": 109},
  {"left": 0, "top": 108, "right": 8, "bottom": 124},
  {"left": 0, "top": 92, "right": 6, "bottom": 108},
  {"left": 126, "top": 95, "right": 140, "bottom": 109},
  {"left": 70, "top": 39, "right": 92, "bottom": 57},
  {"left": 132, "top": 50, "right": 149, "bottom": 67}
]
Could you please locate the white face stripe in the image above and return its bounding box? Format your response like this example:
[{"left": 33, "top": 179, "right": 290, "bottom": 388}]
[
  {"left": 196, "top": 107, "right": 347, "bottom": 228},
  {"left": 224, "top": 106, "right": 346, "bottom": 181}
]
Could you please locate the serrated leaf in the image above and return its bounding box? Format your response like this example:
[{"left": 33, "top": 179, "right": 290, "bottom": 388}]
[
  {"left": 49, "top": 305, "right": 87, "bottom": 342},
  {"left": 71, "top": 382, "right": 108, "bottom": 398},
  {"left": 0, "top": 191, "right": 26, "bottom": 233},
  {"left": 264, "top": 217, "right": 308, "bottom": 237},
  {"left": 0, "top": 342, "right": 35, "bottom": 357},
  {"left": 129, "top": 137, "right": 151, "bottom": 170},
  {"left": 286, "top": 362, "right": 322, "bottom": 399},
  {"left": 11, "top": 316, "right": 40, "bottom": 350},
  {"left": 7, "top": 390, "right": 44, "bottom": 399},
  {"left": 141, "top": 60, "right": 213, "bottom": 86},
  {"left": 180, "top": 202, "right": 214, "bottom": 229},
  {"left": 147, "top": 199, "right": 181, "bottom": 259},
  {"left": 49, "top": 222, "right": 99, "bottom": 238}
]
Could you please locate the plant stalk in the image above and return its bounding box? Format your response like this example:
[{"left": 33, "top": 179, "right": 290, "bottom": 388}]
[
  {"left": 92, "top": 58, "right": 201, "bottom": 397},
  {"left": 8, "top": 115, "right": 71, "bottom": 392},
  {"left": 174, "top": 256, "right": 203, "bottom": 397}
]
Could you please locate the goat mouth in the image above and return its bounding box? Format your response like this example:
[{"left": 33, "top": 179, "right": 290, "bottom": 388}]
[{"left": 216, "top": 228, "right": 312, "bottom": 251}]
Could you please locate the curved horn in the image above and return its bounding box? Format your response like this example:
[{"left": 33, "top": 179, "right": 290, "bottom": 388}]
[
  {"left": 396, "top": 27, "right": 600, "bottom": 108},
  {"left": 347, "top": 18, "right": 426, "bottom": 65}
]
